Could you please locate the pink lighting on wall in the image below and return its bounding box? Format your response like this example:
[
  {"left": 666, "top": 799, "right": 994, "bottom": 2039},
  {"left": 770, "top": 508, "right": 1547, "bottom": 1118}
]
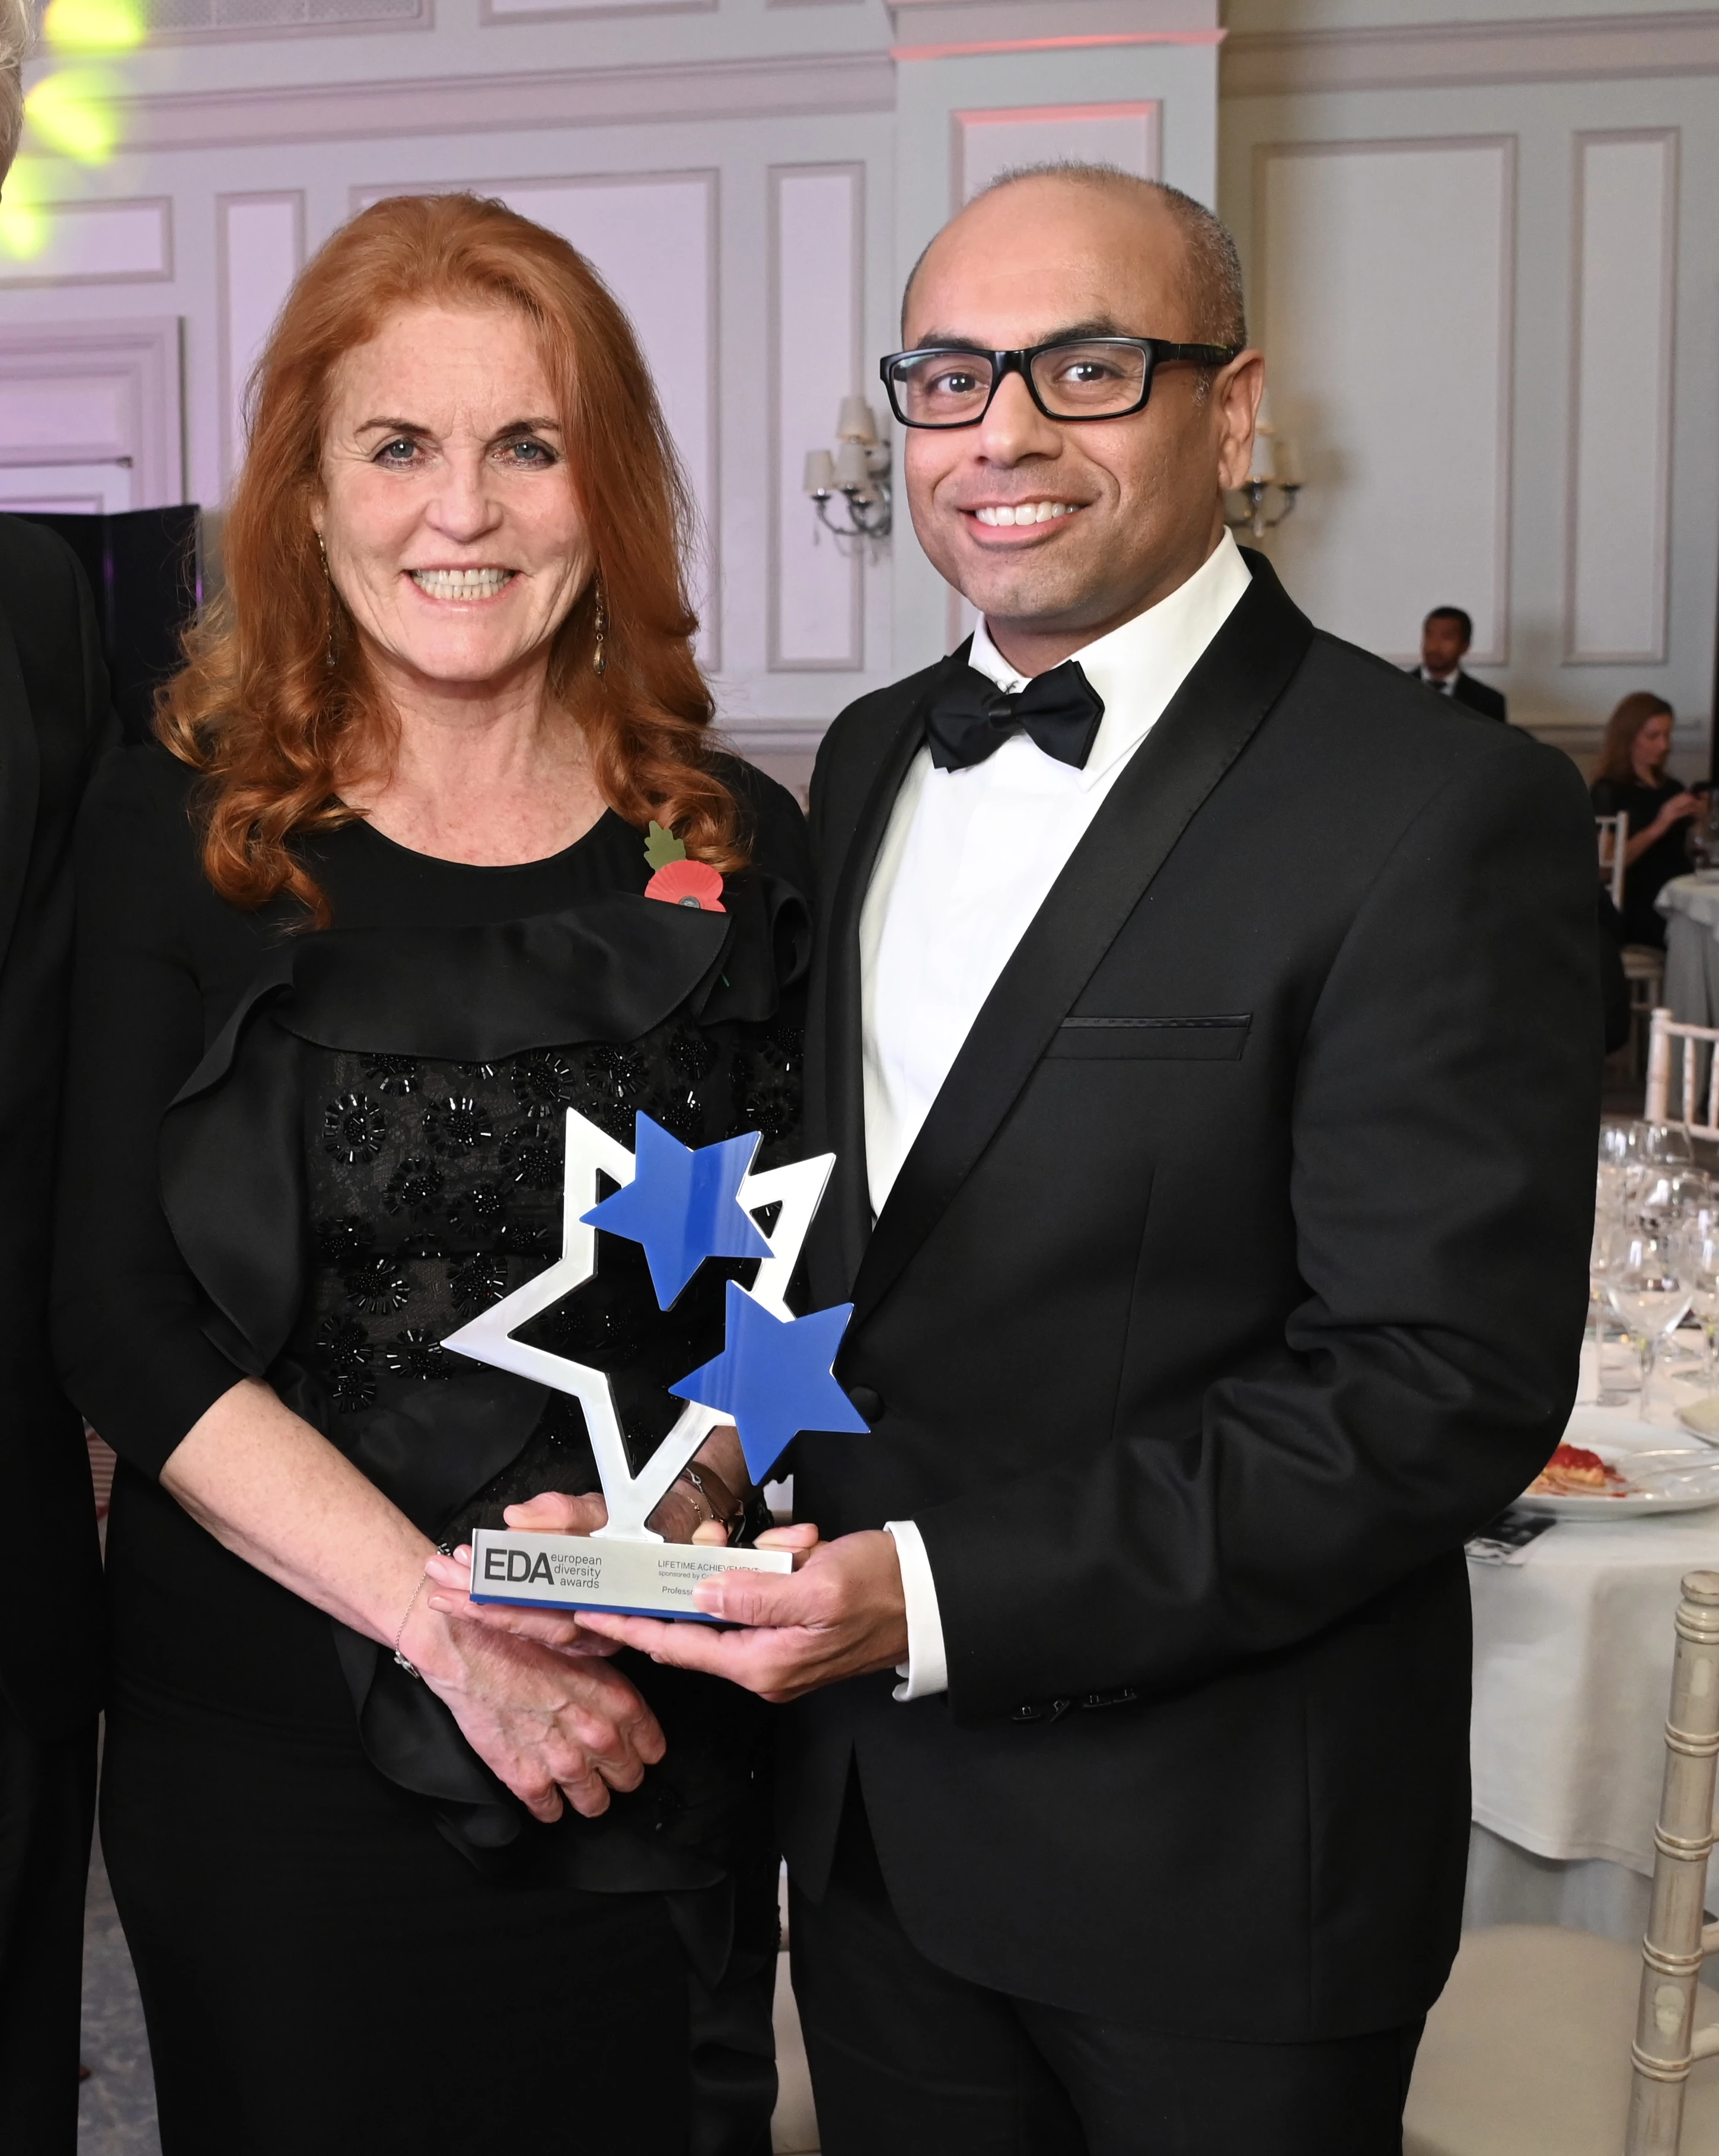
[{"left": 891, "top": 29, "right": 1225, "bottom": 62}]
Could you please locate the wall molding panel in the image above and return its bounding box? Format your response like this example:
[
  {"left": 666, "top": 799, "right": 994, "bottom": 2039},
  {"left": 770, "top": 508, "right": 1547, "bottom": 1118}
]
[
  {"left": 951, "top": 100, "right": 1160, "bottom": 202},
  {"left": 218, "top": 193, "right": 305, "bottom": 490},
  {"left": 769, "top": 163, "right": 864, "bottom": 673},
  {"left": 481, "top": 0, "right": 712, "bottom": 21},
  {"left": 0, "top": 199, "right": 173, "bottom": 288},
  {"left": 1254, "top": 135, "right": 1515, "bottom": 666},
  {"left": 1223, "top": 11, "right": 1719, "bottom": 100},
  {"left": 111, "top": 51, "right": 894, "bottom": 153},
  {"left": 889, "top": 0, "right": 1222, "bottom": 60},
  {"left": 142, "top": 0, "right": 429, "bottom": 43},
  {"left": 0, "top": 319, "right": 184, "bottom": 507},
  {"left": 1564, "top": 129, "right": 1677, "bottom": 665}
]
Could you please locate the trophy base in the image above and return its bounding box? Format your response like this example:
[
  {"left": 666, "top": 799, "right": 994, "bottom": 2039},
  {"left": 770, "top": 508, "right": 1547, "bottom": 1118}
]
[{"left": 468, "top": 1528, "right": 793, "bottom": 1622}]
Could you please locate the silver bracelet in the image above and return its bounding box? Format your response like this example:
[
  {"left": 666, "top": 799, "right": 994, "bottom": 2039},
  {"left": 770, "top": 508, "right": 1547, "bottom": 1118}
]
[{"left": 391, "top": 1544, "right": 451, "bottom": 1682}]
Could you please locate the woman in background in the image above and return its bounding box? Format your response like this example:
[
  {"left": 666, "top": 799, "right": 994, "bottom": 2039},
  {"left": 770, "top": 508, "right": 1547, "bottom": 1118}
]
[
  {"left": 55, "top": 193, "right": 808, "bottom": 2155},
  {"left": 1591, "top": 691, "right": 1700, "bottom": 947}
]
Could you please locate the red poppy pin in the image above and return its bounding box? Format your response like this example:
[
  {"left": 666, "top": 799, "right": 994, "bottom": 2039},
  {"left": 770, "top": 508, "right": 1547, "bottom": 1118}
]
[{"left": 642, "top": 822, "right": 725, "bottom": 913}]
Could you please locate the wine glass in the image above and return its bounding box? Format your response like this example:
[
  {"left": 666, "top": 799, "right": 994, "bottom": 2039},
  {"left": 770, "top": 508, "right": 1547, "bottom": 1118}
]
[
  {"left": 1608, "top": 1224, "right": 1695, "bottom": 1419},
  {"left": 1682, "top": 1222, "right": 1719, "bottom": 1396},
  {"left": 1625, "top": 1163, "right": 1708, "bottom": 1230},
  {"left": 1590, "top": 1205, "right": 1628, "bottom": 1403},
  {"left": 1629, "top": 1120, "right": 1695, "bottom": 1167}
]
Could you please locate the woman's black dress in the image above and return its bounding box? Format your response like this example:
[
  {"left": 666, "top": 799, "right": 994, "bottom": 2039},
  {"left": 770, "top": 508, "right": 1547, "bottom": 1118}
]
[
  {"left": 53, "top": 746, "right": 813, "bottom": 2156},
  {"left": 1592, "top": 773, "right": 1692, "bottom": 947}
]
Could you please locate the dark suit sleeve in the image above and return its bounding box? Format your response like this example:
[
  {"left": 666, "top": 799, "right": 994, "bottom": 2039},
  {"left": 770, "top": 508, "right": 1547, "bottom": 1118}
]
[
  {"left": 0, "top": 519, "right": 116, "bottom": 1732},
  {"left": 52, "top": 751, "right": 248, "bottom": 1473},
  {"left": 914, "top": 742, "right": 1600, "bottom": 1720}
]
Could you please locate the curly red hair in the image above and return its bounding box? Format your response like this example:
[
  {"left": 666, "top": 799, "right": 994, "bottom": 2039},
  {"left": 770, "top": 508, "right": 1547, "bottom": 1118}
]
[{"left": 158, "top": 192, "right": 744, "bottom": 925}]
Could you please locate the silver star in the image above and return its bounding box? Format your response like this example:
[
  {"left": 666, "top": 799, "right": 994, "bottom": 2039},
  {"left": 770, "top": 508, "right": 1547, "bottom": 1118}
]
[{"left": 441, "top": 1107, "right": 833, "bottom": 1540}]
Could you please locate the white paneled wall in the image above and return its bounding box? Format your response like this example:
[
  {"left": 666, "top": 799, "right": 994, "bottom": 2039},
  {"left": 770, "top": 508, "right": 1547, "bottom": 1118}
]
[
  {"left": 1, "top": 0, "right": 1233, "bottom": 778},
  {"left": 0, "top": 198, "right": 172, "bottom": 288},
  {"left": 0, "top": 318, "right": 182, "bottom": 511},
  {"left": 1565, "top": 129, "right": 1676, "bottom": 667},
  {"left": 1256, "top": 135, "right": 1514, "bottom": 664},
  {"left": 953, "top": 101, "right": 1161, "bottom": 202},
  {"left": 770, "top": 163, "right": 863, "bottom": 672},
  {"left": 1222, "top": 21, "right": 1719, "bottom": 750},
  {"left": 217, "top": 193, "right": 304, "bottom": 486},
  {"left": 8, "top": 0, "right": 1713, "bottom": 763}
]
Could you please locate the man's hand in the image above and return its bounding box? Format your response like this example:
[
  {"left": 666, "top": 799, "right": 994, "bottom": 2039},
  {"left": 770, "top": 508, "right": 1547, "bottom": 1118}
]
[{"left": 574, "top": 1527, "right": 908, "bottom": 1702}]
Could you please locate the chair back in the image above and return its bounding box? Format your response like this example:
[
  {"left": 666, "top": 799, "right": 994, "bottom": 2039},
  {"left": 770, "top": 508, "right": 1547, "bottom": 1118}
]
[
  {"left": 1645, "top": 1008, "right": 1719, "bottom": 1141},
  {"left": 1599, "top": 813, "right": 1629, "bottom": 909},
  {"left": 1625, "top": 1571, "right": 1719, "bottom": 2153}
]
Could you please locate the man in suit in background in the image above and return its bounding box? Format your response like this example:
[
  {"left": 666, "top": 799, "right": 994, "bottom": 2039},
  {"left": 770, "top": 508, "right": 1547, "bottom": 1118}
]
[
  {"left": 0, "top": 7, "right": 116, "bottom": 2142},
  {"left": 579, "top": 167, "right": 1598, "bottom": 2152},
  {"left": 1414, "top": 604, "right": 1508, "bottom": 721}
]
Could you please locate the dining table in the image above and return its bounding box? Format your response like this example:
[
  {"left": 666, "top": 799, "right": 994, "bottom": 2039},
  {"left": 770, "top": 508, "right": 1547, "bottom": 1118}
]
[
  {"left": 1464, "top": 1354, "right": 1719, "bottom": 1945},
  {"left": 1659, "top": 873, "right": 1719, "bottom": 1024}
]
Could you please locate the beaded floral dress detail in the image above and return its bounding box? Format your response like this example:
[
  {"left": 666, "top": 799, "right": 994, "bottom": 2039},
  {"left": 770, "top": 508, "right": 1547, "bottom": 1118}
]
[{"left": 295, "top": 1013, "right": 804, "bottom": 1533}]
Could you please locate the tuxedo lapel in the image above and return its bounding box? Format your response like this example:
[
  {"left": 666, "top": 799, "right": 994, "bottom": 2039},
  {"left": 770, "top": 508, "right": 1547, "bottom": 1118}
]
[
  {"left": 0, "top": 600, "right": 42, "bottom": 973},
  {"left": 849, "top": 552, "right": 1315, "bottom": 1330},
  {"left": 815, "top": 651, "right": 966, "bottom": 1294}
]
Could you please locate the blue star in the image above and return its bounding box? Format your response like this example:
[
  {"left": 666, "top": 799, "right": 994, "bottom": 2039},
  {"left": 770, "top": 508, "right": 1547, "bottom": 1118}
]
[
  {"left": 669, "top": 1282, "right": 869, "bottom": 1483},
  {"left": 581, "top": 1113, "right": 773, "bottom": 1309}
]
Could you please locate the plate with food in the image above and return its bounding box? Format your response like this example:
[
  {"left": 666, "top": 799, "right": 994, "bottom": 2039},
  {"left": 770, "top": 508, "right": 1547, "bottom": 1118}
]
[{"left": 1516, "top": 1409, "right": 1719, "bottom": 1518}]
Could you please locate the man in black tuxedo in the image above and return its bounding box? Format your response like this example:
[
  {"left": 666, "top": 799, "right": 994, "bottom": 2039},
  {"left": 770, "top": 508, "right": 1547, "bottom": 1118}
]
[
  {"left": 582, "top": 168, "right": 1597, "bottom": 2152},
  {"left": 0, "top": 34, "right": 116, "bottom": 2120},
  {"left": 0, "top": 514, "right": 113, "bottom": 2149},
  {"left": 1412, "top": 605, "right": 1508, "bottom": 721}
]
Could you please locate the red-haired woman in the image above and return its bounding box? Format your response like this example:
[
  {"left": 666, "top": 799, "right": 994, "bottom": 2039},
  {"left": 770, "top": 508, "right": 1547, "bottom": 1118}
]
[
  {"left": 53, "top": 195, "right": 809, "bottom": 2153},
  {"left": 1591, "top": 691, "right": 1700, "bottom": 945}
]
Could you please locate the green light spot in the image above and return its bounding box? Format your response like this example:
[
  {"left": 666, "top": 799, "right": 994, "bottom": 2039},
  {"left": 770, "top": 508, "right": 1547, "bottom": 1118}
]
[
  {"left": 42, "top": 0, "right": 145, "bottom": 51},
  {"left": 24, "top": 70, "right": 122, "bottom": 163}
]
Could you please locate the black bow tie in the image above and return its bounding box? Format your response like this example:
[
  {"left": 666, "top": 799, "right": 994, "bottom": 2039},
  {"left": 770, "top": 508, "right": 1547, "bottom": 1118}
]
[{"left": 925, "top": 659, "right": 1105, "bottom": 773}]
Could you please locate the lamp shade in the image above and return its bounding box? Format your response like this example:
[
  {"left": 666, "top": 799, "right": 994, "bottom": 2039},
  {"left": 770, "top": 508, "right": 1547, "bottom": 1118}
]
[
  {"left": 1274, "top": 435, "right": 1303, "bottom": 487},
  {"left": 836, "top": 395, "right": 876, "bottom": 445},
  {"left": 1246, "top": 427, "right": 1277, "bottom": 485},
  {"left": 832, "top": 440, "right": 870, "bottom": 490},
  {"left": 803, "top": 449, "right": 836, "bottom": 496}
]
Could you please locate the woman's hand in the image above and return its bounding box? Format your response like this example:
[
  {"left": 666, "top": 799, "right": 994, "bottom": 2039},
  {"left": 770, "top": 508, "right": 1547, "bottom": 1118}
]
[
  {"left": 1655, "top": 791, "right": 1701, "bottom": 833},
  {"left": 425, "top": 1493, "right": 620, "bottom": 1654},
  {"left": 423, "top": 1482, "right": 734, "bottom": 1653},
  {"left": 398, "top": 1588, "right": 665, "bottom": 1822}
]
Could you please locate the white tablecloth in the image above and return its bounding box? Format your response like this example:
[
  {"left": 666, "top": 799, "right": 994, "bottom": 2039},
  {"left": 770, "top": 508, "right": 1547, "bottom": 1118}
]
[
  {"left": 1470, "top": 1508, "right": 1719, "bottom": 1877},
  {"left": 1659, "top": 874, "right": 1719, "bottom": 1024},
  {"left": 1464, "top": 1354, "right": 1719, "bottom": 1946}
]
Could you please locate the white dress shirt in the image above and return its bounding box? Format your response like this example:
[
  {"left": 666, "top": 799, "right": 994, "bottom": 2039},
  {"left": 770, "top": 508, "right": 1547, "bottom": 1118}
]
[{"left": 866, "top": 530, "right": 1253, "bottom": 1699}]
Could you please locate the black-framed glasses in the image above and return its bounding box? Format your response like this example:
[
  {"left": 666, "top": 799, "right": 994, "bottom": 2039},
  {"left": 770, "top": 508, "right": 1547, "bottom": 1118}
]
[{"left": 878, "top": 337, "right": 1240, "bottom": 429}]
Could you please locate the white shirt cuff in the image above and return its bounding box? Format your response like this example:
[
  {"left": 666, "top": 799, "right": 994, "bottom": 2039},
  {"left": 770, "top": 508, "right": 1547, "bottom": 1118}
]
[{"left": 883, "top": 1520, "right": 948, "bottom": 1700}]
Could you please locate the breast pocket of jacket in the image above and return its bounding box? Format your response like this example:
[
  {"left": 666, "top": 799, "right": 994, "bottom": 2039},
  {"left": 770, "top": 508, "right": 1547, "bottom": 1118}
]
[{"left": 1045, "top": 1014, "right": 1252, "bottom": 1061}]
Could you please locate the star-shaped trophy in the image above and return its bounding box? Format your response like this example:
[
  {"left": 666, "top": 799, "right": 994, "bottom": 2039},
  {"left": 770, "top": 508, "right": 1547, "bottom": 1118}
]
[{"left": 444, "top": 1109, "right": 866, "bottom": 1620}]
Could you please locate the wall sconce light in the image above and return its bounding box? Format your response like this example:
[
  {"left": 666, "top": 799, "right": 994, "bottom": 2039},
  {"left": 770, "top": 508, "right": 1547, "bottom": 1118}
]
[
  {"left": 804, "top": 396, "right": 892, "bottom": 548},
  {"left": 1224, "top": 398, "right": 1303, "bottom": 541}
]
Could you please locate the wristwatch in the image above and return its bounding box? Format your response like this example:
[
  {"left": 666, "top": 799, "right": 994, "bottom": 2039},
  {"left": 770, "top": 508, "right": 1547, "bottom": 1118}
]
[{"left": 676, "top": 1464, "right": 774, "bottom": 1548}]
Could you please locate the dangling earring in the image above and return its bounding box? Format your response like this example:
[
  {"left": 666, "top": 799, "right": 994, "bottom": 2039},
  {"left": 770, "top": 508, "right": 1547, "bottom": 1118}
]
[
  {"left": 317, "top": 533, "right": 339, "bottom": 671},
  {"left": 591, "top": 575, "right": 607, "bottom": 677}
]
